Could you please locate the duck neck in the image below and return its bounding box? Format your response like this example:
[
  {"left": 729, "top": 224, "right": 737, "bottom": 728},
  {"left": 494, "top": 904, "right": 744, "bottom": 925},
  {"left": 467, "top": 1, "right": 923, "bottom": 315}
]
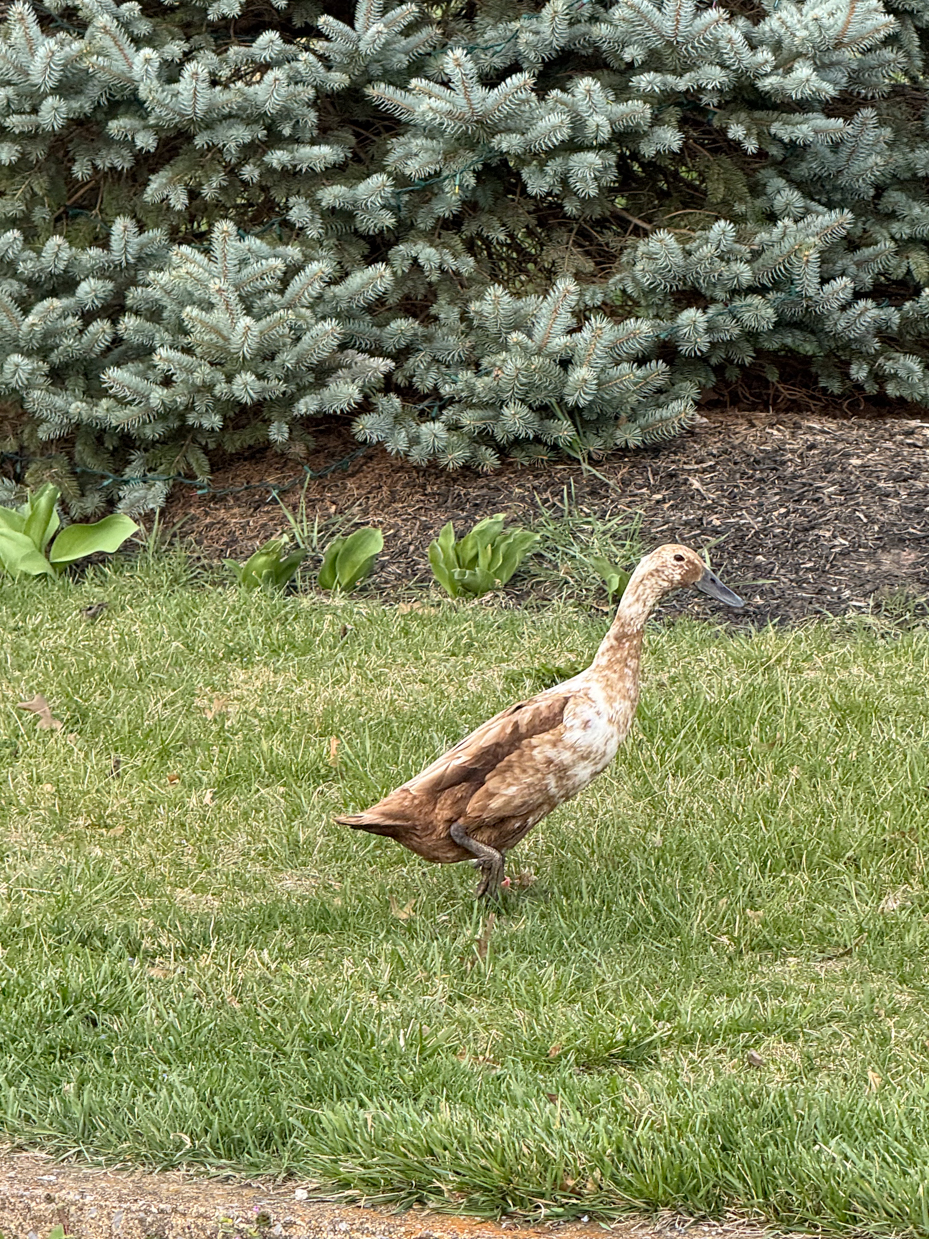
[{"left": 590, "top": 565, "right": 662, "bottom": 676}]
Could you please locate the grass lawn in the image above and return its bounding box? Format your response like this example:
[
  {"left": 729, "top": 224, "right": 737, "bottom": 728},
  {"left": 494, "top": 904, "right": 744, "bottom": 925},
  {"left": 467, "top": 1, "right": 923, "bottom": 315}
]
[{"left": 2, "top": 559, "right": 929, "bottom": 1231}]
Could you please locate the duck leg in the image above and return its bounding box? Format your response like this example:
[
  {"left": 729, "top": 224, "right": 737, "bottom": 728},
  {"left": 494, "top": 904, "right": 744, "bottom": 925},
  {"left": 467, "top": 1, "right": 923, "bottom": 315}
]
[{"left": 450, "top": 823, "right": 506, "bottom": 898}]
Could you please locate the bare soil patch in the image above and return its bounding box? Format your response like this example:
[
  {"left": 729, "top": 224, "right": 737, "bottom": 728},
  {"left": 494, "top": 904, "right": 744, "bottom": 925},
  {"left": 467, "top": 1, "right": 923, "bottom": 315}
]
[
  {"left": 164, "top": 411, "right": 929, "bottom": 625},
  {"left": 0, "top": 1153, "right": 774, "bottom": 1239}
]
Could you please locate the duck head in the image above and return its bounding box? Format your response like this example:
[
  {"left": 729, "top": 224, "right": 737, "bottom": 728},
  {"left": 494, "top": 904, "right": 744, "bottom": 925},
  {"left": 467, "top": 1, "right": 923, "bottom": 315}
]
[{"left": 641, "top": 544, "right": 744, "bottom": 607}]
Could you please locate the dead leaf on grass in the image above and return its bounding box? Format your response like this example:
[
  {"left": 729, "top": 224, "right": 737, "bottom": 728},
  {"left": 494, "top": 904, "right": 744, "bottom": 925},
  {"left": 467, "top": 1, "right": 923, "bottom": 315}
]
[
  {"left": 16, "top": 694, "right": 63, "bottom": 731},
  {"left": 548, "top": 1043, "right": 563, "bottom": 1058},
  {"left": 107, "top": 824, "right": 126, "bottom": 837},
  {"left": 879, "top": 887, "right": 909, "bottom": 914},
  {"left": 202, "top": 695, "right": 230, "bottom": 720},
  {"left": 868, "top": 1070, "right": 883, "bottom": 1091},
  {"left": 167, "top": 773, "right": 180, "bottom": 785},
  {"left": 328, "top": 736, "right": 340, "bottom": 765},
  {"left": 203, "top": 788, "right": 215, "bottom": 806},
  {"left": 388, "top": 895, "right": 415, "bottom": 920}
]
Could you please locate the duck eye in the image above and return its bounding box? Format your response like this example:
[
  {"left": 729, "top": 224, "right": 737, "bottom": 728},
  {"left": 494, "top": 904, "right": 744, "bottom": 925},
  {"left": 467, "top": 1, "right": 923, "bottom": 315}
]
[{"left": 673, "top": 553, "right": 685, "bottom": 562}]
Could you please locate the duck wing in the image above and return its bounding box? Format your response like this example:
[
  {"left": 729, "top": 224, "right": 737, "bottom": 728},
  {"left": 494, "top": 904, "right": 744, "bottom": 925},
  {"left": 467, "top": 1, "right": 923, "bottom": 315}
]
[{"left": 337, "top": 690, "right": 574, "bottom": 832}]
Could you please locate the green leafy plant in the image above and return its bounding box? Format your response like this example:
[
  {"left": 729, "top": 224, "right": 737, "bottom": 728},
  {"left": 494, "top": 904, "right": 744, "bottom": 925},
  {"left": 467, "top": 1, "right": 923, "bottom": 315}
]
[
  {"left": 0, "top": 483, "right": 138, "bottom": 578},
  {"left": 226, "top": 535, "right": 306, "bottom": 591},
  {"left": 590, "top": 556, "right": 631, "bottom": 601},
  {"left": 429, "top": 515, "right": 540, "bottom": 599},
  {"left": 318, "top": 528, "right": 383, "bottom": 593}
]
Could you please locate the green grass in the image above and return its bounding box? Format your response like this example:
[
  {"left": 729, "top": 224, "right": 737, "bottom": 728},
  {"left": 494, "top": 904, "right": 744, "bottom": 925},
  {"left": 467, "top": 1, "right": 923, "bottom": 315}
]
[
  {"left": 526, "top": 484, "right": 643, "bottom": 602},
  {"left": 2, "top": 558, "right": 929, "bottom": 1232}
]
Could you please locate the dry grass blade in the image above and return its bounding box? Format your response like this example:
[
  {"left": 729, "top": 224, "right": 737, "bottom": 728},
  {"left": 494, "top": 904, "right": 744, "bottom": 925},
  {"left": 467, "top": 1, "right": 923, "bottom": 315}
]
[
  {"left": 16, "top": 693, "right": 62, "bottom": 731},
  {"left": 476, "top": 912, "right": 496, "bottom": 961}
]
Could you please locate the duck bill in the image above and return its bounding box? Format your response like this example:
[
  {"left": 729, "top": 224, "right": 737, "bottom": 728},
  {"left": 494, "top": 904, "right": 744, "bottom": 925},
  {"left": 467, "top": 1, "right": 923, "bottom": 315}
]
[{"left": 695, "top": 567, "right": 744, "bottom": 608}]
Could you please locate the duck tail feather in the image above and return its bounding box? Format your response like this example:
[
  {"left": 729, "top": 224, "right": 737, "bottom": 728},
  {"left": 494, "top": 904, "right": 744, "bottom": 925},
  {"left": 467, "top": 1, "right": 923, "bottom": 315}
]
[{"left": 334, "top": 813, "right": 404, "bottom": 838}]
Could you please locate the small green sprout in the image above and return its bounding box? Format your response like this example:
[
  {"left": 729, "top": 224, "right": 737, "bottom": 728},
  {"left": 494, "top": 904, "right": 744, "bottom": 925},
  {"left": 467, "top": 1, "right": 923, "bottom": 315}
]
[
  {"left": 428, "top": 514, "right": 539, "bottom": 599},
  {"left": 589, "top": 555, "right": 631, "bottom": 600},
  {"left": 317, "top": 527, "right": 383, "bottom": 593},
  {"left": 226, "top": 535, "right": 307, "bottom": 591}
]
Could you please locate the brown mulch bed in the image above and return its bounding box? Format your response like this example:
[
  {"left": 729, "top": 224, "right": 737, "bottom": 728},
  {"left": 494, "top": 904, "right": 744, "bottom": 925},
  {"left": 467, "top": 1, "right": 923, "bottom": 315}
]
[{"left": 163, "top": 410, "right": 929, "bottom": 625}]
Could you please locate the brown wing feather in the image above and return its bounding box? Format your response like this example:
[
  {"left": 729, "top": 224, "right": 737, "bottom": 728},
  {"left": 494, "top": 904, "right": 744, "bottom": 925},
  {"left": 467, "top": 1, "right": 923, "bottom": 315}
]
[
  {"left": 335, "top": 693, "right": 571, "bottom": 836},
  {"left": 415, "top": 694, "right": 571, "bottom": 787}
]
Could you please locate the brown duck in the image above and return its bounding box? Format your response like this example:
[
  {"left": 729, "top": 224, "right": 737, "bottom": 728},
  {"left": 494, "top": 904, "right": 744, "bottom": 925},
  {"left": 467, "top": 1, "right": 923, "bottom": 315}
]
[{"left": 336, "top": 544, "right": 743, "bottom": 897}]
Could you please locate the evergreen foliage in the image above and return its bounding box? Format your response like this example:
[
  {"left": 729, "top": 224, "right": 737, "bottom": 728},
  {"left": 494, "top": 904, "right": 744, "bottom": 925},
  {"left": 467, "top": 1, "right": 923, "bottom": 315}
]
[{"left": 0, "top": 0, "right": 927, "bottom": 508}]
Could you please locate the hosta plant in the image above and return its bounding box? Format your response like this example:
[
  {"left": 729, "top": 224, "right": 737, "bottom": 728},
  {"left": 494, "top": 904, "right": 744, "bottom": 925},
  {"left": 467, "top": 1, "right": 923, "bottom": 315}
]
[
  {"left": 0, "top": 484, "right": 138, "bottom": 578},
  {"left": 318, "top": 528, "right": 383, "bottom": 593},
  {"left": 429, "top": 516, "right": 539, "bottom": 599},
  {"left": 226, "top": 536, "right": 306, "bottom": 591}
]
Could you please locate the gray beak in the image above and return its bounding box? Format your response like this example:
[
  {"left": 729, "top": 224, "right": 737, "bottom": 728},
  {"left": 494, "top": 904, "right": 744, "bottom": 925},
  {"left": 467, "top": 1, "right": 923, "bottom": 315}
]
[{"left": 694, "top": 567, "right": 744, "bottom": 608}]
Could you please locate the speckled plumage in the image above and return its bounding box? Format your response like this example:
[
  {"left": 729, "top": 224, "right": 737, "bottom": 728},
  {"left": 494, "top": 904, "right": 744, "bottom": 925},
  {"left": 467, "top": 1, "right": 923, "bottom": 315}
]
[{"left": 336, "top": 544, "right": 741, "bottom": 896}]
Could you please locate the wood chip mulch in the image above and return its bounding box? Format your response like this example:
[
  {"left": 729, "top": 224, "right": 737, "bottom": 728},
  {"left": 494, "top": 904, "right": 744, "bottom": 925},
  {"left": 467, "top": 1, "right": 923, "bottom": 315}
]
[{"left": 163, "top": 410, "right": 929, "bottom": 626}]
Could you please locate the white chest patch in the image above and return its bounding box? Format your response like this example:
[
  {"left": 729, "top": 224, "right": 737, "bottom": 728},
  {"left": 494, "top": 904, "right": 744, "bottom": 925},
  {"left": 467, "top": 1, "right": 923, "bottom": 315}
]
[{"left": 547, "top": 687, "right": 634, "bottom": 801}]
